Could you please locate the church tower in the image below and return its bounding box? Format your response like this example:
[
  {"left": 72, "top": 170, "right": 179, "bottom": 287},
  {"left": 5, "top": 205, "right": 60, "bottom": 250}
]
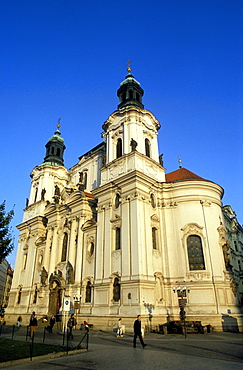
[{"left": 92, "top": 66, "right": 166, "bottom": 316}]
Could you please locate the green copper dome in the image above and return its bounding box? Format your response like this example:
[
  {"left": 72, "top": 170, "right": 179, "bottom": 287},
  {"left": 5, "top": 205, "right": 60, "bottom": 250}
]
[
  {"left": 117, "top": 65, "right": 144, "bottom": 110},
  {"left": 43, "top": 123, "right": 66, "bottom": 166}
]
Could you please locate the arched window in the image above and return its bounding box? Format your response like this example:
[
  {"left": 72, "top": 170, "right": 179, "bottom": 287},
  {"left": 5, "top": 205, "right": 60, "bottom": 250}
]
[
  {"left": 122, "top": 92, "right": 126, "bottom": 102},
  {"left": 83, "top": 172, "right": 87, "bottom": 189},
  {"left": 51, "top": 147, "right": 55, "bottom": 154},
  {"left": 56, "top": 148, "right": 60, "bottom": 156},
  {"left": 129, "top": 90, "right": 133, "bottom": 99},
  {"left": 145, "top": 138, "right": 151, "bottom": 157},
  {"left": 61, "top": 233, "right": 68, "bottom": 262},
  {"left": 115, "top": 227, "right": 121, "bottom": 250},
  {"left": 85, "top": 281, "right": 92, "bottom": 303},
  {"left": 116, "top": 138, "right": 122, "bottom": 158},
  {"left": 34, "top": 188, "right": 38, "bottom": 202},
  {"left": 113, "top": 277, "right": 120, "bottom": 302},
  {"left": 152, "top": 227, "right": 158, "bottom": 250},
  {"left": 187, "top": 235, "right": 205, "bottom": 270}
]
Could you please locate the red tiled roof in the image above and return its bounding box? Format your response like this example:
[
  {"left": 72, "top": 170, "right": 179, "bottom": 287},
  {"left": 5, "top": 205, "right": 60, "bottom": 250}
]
[
  {"left": 84, "top": 191, "right": 95, "bottom": 199},
  {"left": 165, "top": 168, "right": 204, "bottom": 182}
]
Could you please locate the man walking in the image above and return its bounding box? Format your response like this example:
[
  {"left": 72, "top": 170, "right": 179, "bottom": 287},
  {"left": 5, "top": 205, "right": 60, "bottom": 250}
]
[
  {"left": 67, "top": 313, "right": 76, "bottom": 339},
  {"left": 133, "top": 315, "right": 147, "bottom": 348}
]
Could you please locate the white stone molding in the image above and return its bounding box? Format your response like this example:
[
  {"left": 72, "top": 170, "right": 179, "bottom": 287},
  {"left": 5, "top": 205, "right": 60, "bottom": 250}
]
[
  {"left": 112, "top": 250, "right": 121, "bottom": 259},
  {"left": 110, "top": 216, "right": 122, "bottom": 230},
  {"left": 151, "top": 214, "right": 160, "bottom": 228},
  {"left": 181, "top": 223, "right": 204, "bottom": 242},
  {"left": 186, "top": 271, "right": 211, "bottom": 280},
  {"left": 200, "top": 200, "right": 212, "bottom": 207}
]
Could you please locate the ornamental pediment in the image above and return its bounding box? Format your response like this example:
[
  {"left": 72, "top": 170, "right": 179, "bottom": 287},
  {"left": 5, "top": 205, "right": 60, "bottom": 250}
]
[{"left": 82, "top": 219, "right": 97, "bottom": 231}]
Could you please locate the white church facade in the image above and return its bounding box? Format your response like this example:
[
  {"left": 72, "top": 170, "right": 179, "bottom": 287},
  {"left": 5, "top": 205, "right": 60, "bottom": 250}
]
[{"left": 6, "top": 69, "right": 243, "bottom": 331}]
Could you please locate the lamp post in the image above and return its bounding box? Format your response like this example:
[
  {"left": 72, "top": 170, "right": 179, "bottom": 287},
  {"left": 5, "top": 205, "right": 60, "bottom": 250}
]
[
  {"left": 173, "top": 285, "right": 190, "bottom": 338},
  {"left": 73, "top": 294, "right": 82, "bottom": 328}
]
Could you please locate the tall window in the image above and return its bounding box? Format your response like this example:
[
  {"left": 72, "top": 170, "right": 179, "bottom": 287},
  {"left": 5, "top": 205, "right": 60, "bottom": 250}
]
[
  {"left": 85, "top": 281, "right": 92, "bottom": 303},
  {"left": 61, "top": 233, "right": 68, "bottom": 262},
  {"left": 187, "top": 235, "right": 205, "bottom": 270},
  {"left": 113, "top": 277, "right": 120, "bottom": 302},
  {"left": 115, "top": 227, "right": 121, "bottom": 250},
  {"left": 83, "top": 172, "right": 88, "bottom": 189},
  {"left": 145, "top": 138, "right": 151, "bottom": 157},
  {"left": 34, "top": 188, "right": 38, "bottom": 202},
  {"left": 152, "top": 227, "right": 158, "bottom": 249},
  {"left": 116, "top": 138, "right": 122, "bottom": 158}
]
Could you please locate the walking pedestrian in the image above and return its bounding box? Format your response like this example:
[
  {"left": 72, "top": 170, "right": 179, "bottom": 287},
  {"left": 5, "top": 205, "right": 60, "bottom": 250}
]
[
  {"left": 29, "top": 314, "right": 38, "bottom": 338},
  {"left": 133, "top": 315, "right": 147, "bottom": 348},
  {"left": 117, "top": 318, "right": 123, "bottom": 337},
  {"left": 67, "top": 313, "right": 76, "bottom": 339}
]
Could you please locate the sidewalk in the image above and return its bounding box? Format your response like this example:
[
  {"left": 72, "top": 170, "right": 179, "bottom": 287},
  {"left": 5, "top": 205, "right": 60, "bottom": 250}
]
[{"left": 1, "top": 326, "right": 243, "bottom": 369}]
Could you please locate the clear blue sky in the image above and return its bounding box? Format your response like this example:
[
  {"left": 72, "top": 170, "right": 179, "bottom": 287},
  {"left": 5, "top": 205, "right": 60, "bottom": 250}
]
[{"left": 1, "top": 0, "right": 242, "bottom": 267}]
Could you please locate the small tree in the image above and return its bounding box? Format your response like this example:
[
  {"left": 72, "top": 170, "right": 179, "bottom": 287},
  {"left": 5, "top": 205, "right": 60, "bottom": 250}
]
[{"left": 0, "top": 201, "right": 15, "bottom": 264}]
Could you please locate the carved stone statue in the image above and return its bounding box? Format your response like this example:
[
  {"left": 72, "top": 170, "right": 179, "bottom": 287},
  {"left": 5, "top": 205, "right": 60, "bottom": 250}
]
[
  {"left": 130, "top": 138, "right": 137, "bottom": 151},
  {"left": 66, "top": 262, "right": 74, "bottom": 284},
  {"left": 222, "top": 242, "right": 231, "bottom": 270},
  {"left": 41, "top": 267, "right": 48, "bottom": 286},
  {"left": 159, "top": 154, "right": 164, "bottom": 167},
  {"left": 54, "top": 185, "right": 60, "bottom": 196},
  {"left": 41, "top": 188, "right": 46, "bottom": 201},
  {"left": 53, "top": 185, "right": 61, "bottom": 203},
  {"left": 79, "top": 172, "right": 84, "bottom": 183}
]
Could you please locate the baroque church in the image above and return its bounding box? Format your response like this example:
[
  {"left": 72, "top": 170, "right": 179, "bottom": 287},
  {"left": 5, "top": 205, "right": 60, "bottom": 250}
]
[{"left": 6, "top": 68, "right": 243, "bottom": 331}]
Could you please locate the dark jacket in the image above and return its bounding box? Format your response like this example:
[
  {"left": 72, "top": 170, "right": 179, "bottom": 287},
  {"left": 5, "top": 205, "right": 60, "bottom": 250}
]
[
  {"left": 29, "top": 317, "right": 38, "bottom": 327},
  {"left": 134, "top": 319, "right": 142, "bottom": 334}
]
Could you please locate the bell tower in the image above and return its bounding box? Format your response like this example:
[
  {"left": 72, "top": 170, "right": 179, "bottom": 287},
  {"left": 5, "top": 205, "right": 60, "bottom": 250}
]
[{"left": 101, "top": 64, "right": 165, "bottom": 184}]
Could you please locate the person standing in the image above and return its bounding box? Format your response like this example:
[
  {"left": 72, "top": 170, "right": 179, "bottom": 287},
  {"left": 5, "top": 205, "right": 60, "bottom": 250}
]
[
  {"left": 133, "top": 315, "right": 147, "bottom": 348},
  {"left": 117, "top": 318, "right": 123, "bottom": 337},
  {"left": 17, "top": 316, "right": 22, "bottom": 328},
  {"left": 67, "top": 313, "right": 76, "bottom": 339},
  {"left": 49, "top": 315, "right": 56, "bottom": 333},
  {"left": 29, "top": 314, "right": 38, "bottom": 338}
]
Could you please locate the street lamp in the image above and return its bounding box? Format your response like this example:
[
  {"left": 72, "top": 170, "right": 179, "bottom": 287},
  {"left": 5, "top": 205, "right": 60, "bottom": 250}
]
[
  {"left": 73, "top": 294, "right": 82, "bottom": 327},
  {"left": 173, "top": 285, "right": 190, "bottom": 338}
]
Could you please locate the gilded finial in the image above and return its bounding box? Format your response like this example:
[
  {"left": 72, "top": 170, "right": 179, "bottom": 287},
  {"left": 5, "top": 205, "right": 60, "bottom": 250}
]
[
  {"left": 57, "top": 117, "right": 61, "bottom": 129},
  {"left": 126, "top": 60, "right": 132, "bottom": 73},
  {"left": 178, "top": 155, "right": 182, "bottom": 168}
]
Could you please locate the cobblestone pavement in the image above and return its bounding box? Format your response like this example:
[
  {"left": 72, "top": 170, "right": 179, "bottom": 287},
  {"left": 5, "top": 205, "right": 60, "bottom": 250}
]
[{"left": 1, "top": 326, "right": 243, "bottom": 369}]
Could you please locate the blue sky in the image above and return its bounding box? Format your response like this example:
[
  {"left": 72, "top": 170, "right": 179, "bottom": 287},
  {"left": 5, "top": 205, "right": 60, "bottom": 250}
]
[{"left": 1, "top": 0, "right": 242, "bottom": 267}]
